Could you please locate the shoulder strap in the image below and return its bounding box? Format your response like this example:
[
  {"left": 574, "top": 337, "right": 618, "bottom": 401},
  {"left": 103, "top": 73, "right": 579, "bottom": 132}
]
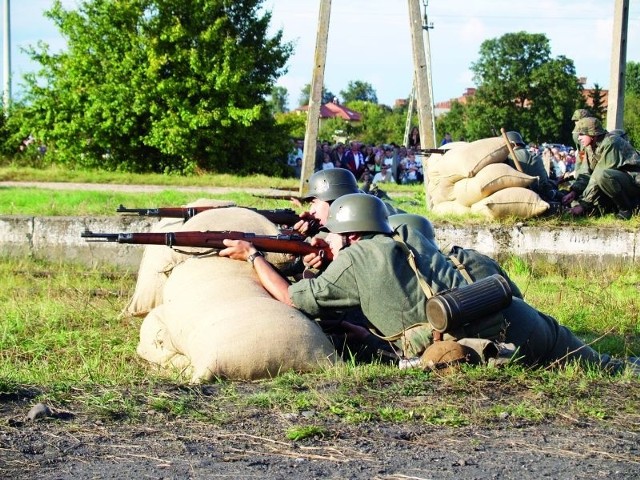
[
  {"left": 447, "top": 254, "right": 474, "bottom": 284},
  {"left": 392, "top": 233, "right": 434, "bottom": 299}
]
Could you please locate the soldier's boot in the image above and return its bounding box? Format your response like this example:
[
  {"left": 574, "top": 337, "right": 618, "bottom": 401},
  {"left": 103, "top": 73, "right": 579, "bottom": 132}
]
[{"left": 612, "top": 190, "right": 636, "bottom": 221}]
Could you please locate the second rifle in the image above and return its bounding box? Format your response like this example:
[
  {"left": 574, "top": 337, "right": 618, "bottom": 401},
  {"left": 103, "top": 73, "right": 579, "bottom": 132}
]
[
  {"left": 82, "top": 230, "right": 332, "bottom": 260},
  {"left": 117, "top": 204, "right": 302, "bottom": 226}
]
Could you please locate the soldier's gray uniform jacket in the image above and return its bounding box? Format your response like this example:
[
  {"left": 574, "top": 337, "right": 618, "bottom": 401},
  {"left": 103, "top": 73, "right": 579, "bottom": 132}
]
[
  {"left": 507, "top": 147, "right": 557, "bottom": 201},
  {"left": 571, "top": 134, "right": 640, "bottom": 210},
  {"left": 289, "top": 225, "right": 610, "bottom": 368}
]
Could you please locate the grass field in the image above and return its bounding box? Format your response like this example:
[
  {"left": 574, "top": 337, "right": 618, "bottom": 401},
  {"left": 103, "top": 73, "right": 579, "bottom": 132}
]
[
  {"left": 0, "top": 254, "right": 638, "bottom": 427},
  {"left": 0, "top": 166, "right": 638, "bottom": 429}
]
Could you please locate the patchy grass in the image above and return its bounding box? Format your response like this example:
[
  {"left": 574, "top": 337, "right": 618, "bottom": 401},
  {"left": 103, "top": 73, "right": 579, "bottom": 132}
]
[{"left": 0, "top": 255, "right": 638, "bottom": 433}]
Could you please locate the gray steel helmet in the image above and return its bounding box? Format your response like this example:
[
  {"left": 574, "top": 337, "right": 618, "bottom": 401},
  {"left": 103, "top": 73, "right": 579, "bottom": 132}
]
[
  {"left": 388, "top": 213, "right": 435, "bottom": 241},
  {"left": 303, "top": 168, "right": 359, "bottom": 202},
  {"left": 324, "top": 193, "right": 393, "bottom": 234},
  {"left": 506, "top": 131, "right": 526, "bottom": 146}
]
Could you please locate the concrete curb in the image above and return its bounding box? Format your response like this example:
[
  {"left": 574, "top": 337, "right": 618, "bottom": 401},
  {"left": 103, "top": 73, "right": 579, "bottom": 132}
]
[{"left": 0, "top": 215, "right": 637, "bottom": 269}]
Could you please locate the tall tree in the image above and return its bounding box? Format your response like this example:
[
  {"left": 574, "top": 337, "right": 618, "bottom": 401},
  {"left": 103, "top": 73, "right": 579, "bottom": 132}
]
[
  {"left": 626, "top": 61, "right": 640, "bottom": 96},
  {"left": 466, "top": 32, "right": 582, "bottom": 144},
  {"left": 340, "top": 80, "right": 378, "bottom": 104},
  {"left": 20, "top": 0, "right": 293, "bottom": 174},
  {"left": 267, "top": 86, "right": 289, "bottom": 114},
  {"left": 589, "top": 83, "right": 607, "bottom": 120},
  {"left": 298, "top": 83, "right": 336, "bottom": 107}
]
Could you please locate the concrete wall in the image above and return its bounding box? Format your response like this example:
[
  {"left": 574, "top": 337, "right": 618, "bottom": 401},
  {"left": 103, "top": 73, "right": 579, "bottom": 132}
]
[{"left": 0, "top": 215, "right": 637, "bottom": 269}]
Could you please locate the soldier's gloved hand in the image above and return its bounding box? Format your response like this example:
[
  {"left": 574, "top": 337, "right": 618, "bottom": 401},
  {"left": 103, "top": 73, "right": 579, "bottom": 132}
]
[
  {"left": 569, "top": 205, "right": 585, "bottom": 216},
  {"left": 562, "top": 190, "right": 577, "bottom": 206}
]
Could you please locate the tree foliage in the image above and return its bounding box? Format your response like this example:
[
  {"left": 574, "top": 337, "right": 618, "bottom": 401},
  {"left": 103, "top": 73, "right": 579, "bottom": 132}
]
[
  {"left": 267, "top": 86, "right": 289, "bottom": 115},
  {"left": 19, "top": 0, "right": 293, "bottom": 174},
  {"left": 339, "top": 80, "right": 378, "bottom": 104},
  {"left": 626, "top": 61, "right": 640, "bottom": 96},
  {"left": 298, "top": 83, "right": 336, "bottom": 107},
  {"left": 589, "top": 83, "right": 607, "bottom": 121},
  {"left": 465, "top": 32, "right": 583, "bottom": 144}
]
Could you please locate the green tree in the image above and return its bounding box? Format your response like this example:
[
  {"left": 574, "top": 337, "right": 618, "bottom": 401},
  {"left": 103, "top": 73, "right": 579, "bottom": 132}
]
[
  {"left": 339, "top": 80, "right": 378, "bottom": 104},
  {"left": 589, "top": 83, "right": 607, "bottom": 120},
  {"left": 343, "top": 100, "right": 404, "bottom": 146},
  {"left": 298, "top": 83, "right": 336, "bottom": 107},
  {"left": 623, "top": 92, "right": 640, "bottom": 147},
  {"left": 267, "top": 85, "right": 289, "bottom": 114},
  {"left": 467, "top": 32, "right": 582, "bottom": 144},
  {"left": 435, "top": 100, "right": 467, "bottom": 143},
  {"left": 626, "top": 61, "right": 640, "bottom": 96},
  {"left": 20, "top": 0, "right": 293, "bottom": 174}
]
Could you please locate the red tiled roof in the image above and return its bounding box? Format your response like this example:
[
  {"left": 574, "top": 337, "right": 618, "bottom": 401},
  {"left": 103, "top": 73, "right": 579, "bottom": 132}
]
[{"left": 297, "top": 102, "right": 362, "bottom": 121}]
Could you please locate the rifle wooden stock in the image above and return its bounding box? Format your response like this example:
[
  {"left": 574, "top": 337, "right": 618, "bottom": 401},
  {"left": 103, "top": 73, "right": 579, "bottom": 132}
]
[
  {"left": 81, "top": 230, "right": 332, "bottom": 260},
  {"left": 415, "top": 148, "right": 446, "bottom": 155},
  {"left": 117, "top": 204, "right": 301, "bottom": 226}
]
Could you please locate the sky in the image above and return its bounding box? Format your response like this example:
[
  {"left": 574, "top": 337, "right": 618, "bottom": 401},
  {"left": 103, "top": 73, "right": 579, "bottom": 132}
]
[{"left": 3, "top": 0, "right": 639, "bottom": 109}]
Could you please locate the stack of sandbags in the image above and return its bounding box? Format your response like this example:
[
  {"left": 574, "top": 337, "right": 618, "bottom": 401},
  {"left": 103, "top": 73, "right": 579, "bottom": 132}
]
[
  {"left": 123, "top": 198, "right": 236, "bottom": 318},
  {"left": 426, "top": 137, "right": 549, "bottom": 219},
  {"left": 135, "top": 207, "right": 336, "bottom": 382}
]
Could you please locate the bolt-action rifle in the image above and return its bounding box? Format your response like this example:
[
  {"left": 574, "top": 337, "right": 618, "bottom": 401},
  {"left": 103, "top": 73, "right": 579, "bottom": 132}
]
[
  {"left": 81, "top": 230, "right": 332, "bottom": 260},
  {"left": 117, "top": 204, "right": 302, "bottom": 226},
  {"left": 415, "top": 148, "right": 446, "bottom": 155}
]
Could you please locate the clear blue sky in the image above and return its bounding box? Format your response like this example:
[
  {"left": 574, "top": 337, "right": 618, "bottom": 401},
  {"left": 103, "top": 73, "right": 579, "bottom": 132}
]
[{"left": 4, "top": 1, "right": 639, "bottom": 109}]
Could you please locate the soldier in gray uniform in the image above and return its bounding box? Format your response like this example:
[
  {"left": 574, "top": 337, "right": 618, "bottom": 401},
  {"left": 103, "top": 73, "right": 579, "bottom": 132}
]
[
  {"left": 505, "top": 131, "right": 562, "bottom": 203},
  {"left": 220, "top": 194, "right": 629, "bottom": 372},
  {"left": 562, "top": 117, "right": 640, "bottom": 220}
]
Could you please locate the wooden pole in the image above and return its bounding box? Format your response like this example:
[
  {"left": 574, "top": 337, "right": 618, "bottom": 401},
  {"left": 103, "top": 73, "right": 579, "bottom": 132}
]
[
  {"left": 606, "top": 0, "right": 628, "bottom": 131},
  {"left": 299, "top": 0, "right": 331, "bottom": 197}
]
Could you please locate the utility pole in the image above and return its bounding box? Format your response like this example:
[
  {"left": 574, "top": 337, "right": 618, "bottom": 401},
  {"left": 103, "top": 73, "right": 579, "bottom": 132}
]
[
  {"left": 300, "top": 0, "right": 331, "bottom": 197},
  {"left": 407, "top": 0, "right": 435, "bottom": 149},
  {"left": 2, "top": 0, "right": 10, "bottom": 112},
  {"left": 607, "top": 0, "right": 628, "bottom": 131}
]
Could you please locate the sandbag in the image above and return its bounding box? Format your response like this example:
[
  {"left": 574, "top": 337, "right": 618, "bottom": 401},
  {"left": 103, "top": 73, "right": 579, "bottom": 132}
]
[
  {"left": 159, "top": 255, "right": 336, "bottom": 381},
  {"left": 453, "top": 163, "right": 537, "bottom": 206},
  {"left": 471, "top": 187, "right": 550, "bottom": 219},
  {"left": 433, "top": 137, "right": 509, "bottom": 179},
  {"left": 431, "top": 201, "right": 472, "bottom": 216},
  {"left": 123, "top": 201, "right": 293, "bottom": 318}
]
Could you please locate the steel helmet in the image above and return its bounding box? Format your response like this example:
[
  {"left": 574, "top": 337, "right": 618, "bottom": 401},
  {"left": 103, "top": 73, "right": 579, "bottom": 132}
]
[
  {"left": 324, "top": 193, "right": 393, "bottom": 234},
  {"left": 506, "top": 131, "right": 526, "bottom": 147},
  {"left": 303, "top": 168, "right": 359, "bottom": 202},
  {"left": 388, "top": 213, "right": 436, "bottom": 242}
]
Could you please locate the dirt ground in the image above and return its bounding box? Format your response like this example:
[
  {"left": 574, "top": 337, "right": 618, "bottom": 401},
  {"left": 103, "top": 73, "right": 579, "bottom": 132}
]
[{"left": 1, "top": 385, "right": 639, "bottom": 480}]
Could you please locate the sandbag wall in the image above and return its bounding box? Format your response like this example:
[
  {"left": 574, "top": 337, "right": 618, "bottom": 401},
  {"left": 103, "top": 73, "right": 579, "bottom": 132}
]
[
  {"left": 426, "top": 137, "right": 550, "bottom": 219},
  {"left": 127, "top": 199, "right": 336, "bottom": 382}
]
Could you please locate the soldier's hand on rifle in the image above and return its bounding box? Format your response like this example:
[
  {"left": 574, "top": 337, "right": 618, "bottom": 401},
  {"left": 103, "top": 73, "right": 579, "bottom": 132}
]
[
  {"left": 562, "top": 190, "right": 577, "bottom": 206},
  {"left": 302, "top": 237, "right": 330, "bottom": 270},
  {"left": 219, "top": 239, "right": 255, "bottom": 262},
  {"left": 293, "top": 212, "right": 320, "bottom": 237}
]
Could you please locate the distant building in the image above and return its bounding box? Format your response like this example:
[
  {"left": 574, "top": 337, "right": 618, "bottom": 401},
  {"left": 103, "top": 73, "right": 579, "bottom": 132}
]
[
  {"left": 434, "top": 79, "right": 608, "bottom": 117},
  {"left": 296, "top": 98, "right": 362, "bottom": 122}
]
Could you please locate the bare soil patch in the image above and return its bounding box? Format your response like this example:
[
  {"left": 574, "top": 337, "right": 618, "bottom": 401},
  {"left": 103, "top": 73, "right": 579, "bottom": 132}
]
[{"left": 2, "top": 383, "right": 638, "bottom": 479}]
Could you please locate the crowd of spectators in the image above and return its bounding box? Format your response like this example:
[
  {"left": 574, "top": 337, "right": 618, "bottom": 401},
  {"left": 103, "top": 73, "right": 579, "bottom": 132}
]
[
  {"left": 287, "top": 138, "right": 425, "bottom": 186},
  {"left": 528, "top": 143, "right": 577, "bottom": 183}
]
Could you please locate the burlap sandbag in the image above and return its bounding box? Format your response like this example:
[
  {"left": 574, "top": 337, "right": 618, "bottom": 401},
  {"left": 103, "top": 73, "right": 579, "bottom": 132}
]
[
  {"left": 471, "top": 187, "right": 550, "bottom": 219},
  {"left": 178, "top": 207, "right": 296, "bottom": 270},
  {"left": 159, "top": 255, "right": 336, "bottom": 381},
  {"left": 137, "top": 304, "right": 192, "bottom": 375},
  {"left": 123, "top": 199, "right": 237, "bottom": 318},
  {"left": 453, "top": 163, "right": 538, "bottom": 207},
  {"left": 434, "top": 137, "right": 509, "bottom": 179},
  {"left": 431, "top": 200, "right": 472, "bottom": 216}
]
